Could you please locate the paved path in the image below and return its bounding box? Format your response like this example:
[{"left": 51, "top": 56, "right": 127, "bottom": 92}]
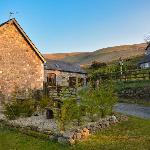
[{"left": 114, "top": 103, "right": 150, "bottom": 119}]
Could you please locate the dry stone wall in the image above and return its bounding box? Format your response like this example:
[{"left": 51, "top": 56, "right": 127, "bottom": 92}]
[{"left": 118, "top": 86, "right": 150, "bottom": 100}]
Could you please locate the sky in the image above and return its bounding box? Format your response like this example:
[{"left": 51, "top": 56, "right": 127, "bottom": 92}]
[{"left": 1, "top": 0, "right": 150, "bottom": 54}]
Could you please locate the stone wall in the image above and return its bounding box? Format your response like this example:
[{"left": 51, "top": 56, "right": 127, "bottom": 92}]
[
  {"left": 44, "top": 70, "right": 87, "bottom": 87},
  {"left": 0, "top": 21, "right": 44, "bottom": 97},
  {"left": 118, "top": 86, "right": 150, "bottom": 100},
  {"left": 0, "top": 113, "right": 128, "bottom": 145},
  {"left": 58, "top": 115, "right": 128, "bottom": 144}
]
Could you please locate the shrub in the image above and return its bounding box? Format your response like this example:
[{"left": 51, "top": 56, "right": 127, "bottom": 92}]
[
  {"left": 4, "top": 89, "right": 37, "bottom": 120},
  {"left": 78, "top": 81, "right": 118, "bottom": 121},
  {"left": 38, "top": 95, "right": 53, "bottom": 113},
  {"left": 78, "top": 87, "right": 99, "bottom": 121},
  {"left": 90, "top": 61, "right": 107, "bottom": 69},
  {"left": 95, "top": 82, "right": 118, "bottom": 117},
  {"left": 54, "top": 98, "right": 78, "bottom": 132},
  {"left": 4, "top": 99, "right": 36, "bottom": 120}
]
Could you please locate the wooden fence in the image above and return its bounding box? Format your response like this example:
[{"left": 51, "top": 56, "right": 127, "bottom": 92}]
[{"left": 95, "top": 69, "right": 150, "bottom": 82}]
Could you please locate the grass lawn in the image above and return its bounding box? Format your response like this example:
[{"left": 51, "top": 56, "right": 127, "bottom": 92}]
[{"left": 0, "top": 116, "right": 150, "bottom": 150}]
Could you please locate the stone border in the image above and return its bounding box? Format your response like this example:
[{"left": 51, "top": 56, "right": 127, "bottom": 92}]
[
  {"left": 58, "top": 114, "right": 128, "bottom": 144},
  {"left": 0, "top": 114, "right": 128, "bottom": 145}
]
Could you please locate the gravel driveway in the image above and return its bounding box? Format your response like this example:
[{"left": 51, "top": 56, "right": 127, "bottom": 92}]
[{"left": 114, "top": 103, "right": 150, "bottom": 119}]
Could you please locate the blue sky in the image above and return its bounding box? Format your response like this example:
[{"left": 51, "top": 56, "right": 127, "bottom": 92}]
[{"left": 1, "top": 0, "right": 150, "bottom": 53}]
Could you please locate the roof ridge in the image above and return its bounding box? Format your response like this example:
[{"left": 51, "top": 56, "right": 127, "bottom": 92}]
[{"left": 0, "top": 18, "right": 16, "bottom": 27}]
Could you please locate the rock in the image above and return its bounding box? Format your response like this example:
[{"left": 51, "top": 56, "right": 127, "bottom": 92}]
[
  {"left": 49, "top": 135, "right": 58, "bottom": 141},
  {"left": 111, "top": 115, "right": 118, "bottom": 123},
  {"left": 58, "top": 137, "right": 67, "bottom": 144},
  {"left": 72, "top": 133, "right": 77, "bottom": 140},
  {"left": 83, "top": 128, "right": 88, "bottom": 132},
  {"left": 43, "top": 130, "right": 51, "bottom": 134},
  {"left": 76, "top": 133, "right": 82, "bottom": 140},
  {"left": 104, "top": 121, "right": 110, "bottom": 127},
  {"left": 30, "top": 125, "right": 38, "bottom": 131},
  {"left": 63, "top": 132, "right": 74, "bottom": 139},
  {"left": 86, "top": 130, "right": 90, "bottom": 137},
  {"left": 80, "top": 130, "right": 84, "bottom": 136},
  {"left": 68, "top": 138, "right": 75, "bottom": 145},
  {"left": 82, "top": 131, "right": 89, "bottom": 139},
  {"left": 60, "top": 130, "right": 65, "bottom": 135}
]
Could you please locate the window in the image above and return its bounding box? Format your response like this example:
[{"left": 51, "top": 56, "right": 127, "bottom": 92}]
[
  {"left": 69, "top": 77, "right": 76, "bottom": 88},
  {"left": 144, "top": 63, "right": 149, "bottom": 68},
  {"left": 78, "top": 78, "right": 84, "bottom": 86},
  {"left": 47, "top": 73, "right": 56, "bottom": 86}
]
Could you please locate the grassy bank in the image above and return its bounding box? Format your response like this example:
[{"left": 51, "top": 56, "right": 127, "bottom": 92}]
[{"left": 0, "top": 116, "right": 150, "bottom": 150}]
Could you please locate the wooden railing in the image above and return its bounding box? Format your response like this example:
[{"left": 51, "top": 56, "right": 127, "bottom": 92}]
[{"left": 95, "top": 69, "right": 150, "bottom": 82}]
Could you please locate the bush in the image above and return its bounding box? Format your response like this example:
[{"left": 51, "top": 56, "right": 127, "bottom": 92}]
[
  {"left": 38, "top": 95, "right": 53, "bottom": 113},
  {"left": 4, "top": 99, "right": 36, "bottom": 120},
  {"left": 54, "top": 98, "right": 77, "bottom": 132},
  {"left": 78, "top": 81, "right": 118, "bottom": 121},
  {"left": 95, "top": 82, "right": 118, "bottom": 117},
  {"left": 90, "top": 61, "right": 107, "bottom": 69},
  {"left": 4, "top": 89, "right": 37, "bottom": 120}
]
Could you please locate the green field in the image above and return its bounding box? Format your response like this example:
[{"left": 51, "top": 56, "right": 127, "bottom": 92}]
[{"left": 0, "top": 116, "right": 150, "bottom": 150}]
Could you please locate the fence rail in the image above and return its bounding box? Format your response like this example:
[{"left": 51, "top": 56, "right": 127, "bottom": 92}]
[{"left": 95, "top": 69, "right": 150, "bottom": 82}]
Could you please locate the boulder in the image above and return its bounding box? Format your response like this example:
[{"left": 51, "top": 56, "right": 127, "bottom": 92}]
[
  {"left": 68, "top": 138, "right": 75, "bottom": 145},
  {"left": 76, "top": 133, "right": 82, "bottom": 140},
  {"left": 58, "top": 137, "right": 68, "bottom": 144},
  {"left": 63, "top": 132, "right": 74, "bottom": 139}
]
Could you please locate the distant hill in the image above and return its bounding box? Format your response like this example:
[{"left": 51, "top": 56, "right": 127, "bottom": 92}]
[
  {"left": 43, "top": 43, "right": 147, "bottom": 66},
  {"left": 43, "top": 52, "right": 82, "bottom": 60}
]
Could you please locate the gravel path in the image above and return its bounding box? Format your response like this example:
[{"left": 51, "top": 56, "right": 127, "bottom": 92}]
[{"left": 114, "top": 103, "right": 150, "bottom": 119}]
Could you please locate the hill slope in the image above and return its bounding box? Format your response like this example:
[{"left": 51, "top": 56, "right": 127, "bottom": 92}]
[{"left": 43, "top": 43, "right": 147, "bottom": 65}]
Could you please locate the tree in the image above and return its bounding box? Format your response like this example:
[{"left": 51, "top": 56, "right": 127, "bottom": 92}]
[
  {"left": 78, "top": 82, "right": 118, "bottom": 121},
  {"left": 90, "top": 61, "right": 107, "bottom": 69},
  {"left": 93, "top": 82, "right": 118, "bottom": 118},
  {"left": 54, "top": 98, "right": 77, "bottom": 132},
  {"left": 78, "top": 87, "right": 99, "bottom": 121},
  {"left": 144, "top": 36, "right": 150, "bottom": 44}
]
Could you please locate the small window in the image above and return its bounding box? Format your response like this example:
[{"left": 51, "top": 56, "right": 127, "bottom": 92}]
[
  {"left": 69, "top": 77, "right": 76, "bottom": 88},
  {"left": 47, "top": 73, "right": 56, "bottom": 86},
  {"left": 144, "top": 63, "right": 149, "bottom": 68},
  {"left": 78, "top": 78, "right": 84, "bottom": 86},
  {"left": 55, "top": 64, "right": 59, "bottom": 68}
]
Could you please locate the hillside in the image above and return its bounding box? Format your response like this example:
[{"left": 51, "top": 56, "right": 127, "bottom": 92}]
[
  {"left": 43, "top": 52, "right": 83, "bottom": 60},
  {"left": 43, "top": 43, "right": 147, "bottom": 65}
]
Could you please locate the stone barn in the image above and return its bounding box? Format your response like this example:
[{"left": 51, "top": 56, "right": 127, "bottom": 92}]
[
  {"left": 44, "top": 59, "right": 87, "bottom": 87},
  {"left": 0, "top": 18, "right": 45, "bottom": 97}
]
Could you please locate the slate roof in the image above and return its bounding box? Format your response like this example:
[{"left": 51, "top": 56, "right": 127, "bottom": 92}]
[
  {"left": 138, "top": 43, "right": 150, "bottom": 64},
  {"left": 138, "top": 54, "right": 150, "bottom": 64},
  {"left": 44, "top": 59, "right": 86, "bottom": 74}
]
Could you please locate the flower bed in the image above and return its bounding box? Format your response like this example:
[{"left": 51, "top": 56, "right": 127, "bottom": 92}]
[{"left": 0, "top": 113, "right": 128, "bottom": 145}]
